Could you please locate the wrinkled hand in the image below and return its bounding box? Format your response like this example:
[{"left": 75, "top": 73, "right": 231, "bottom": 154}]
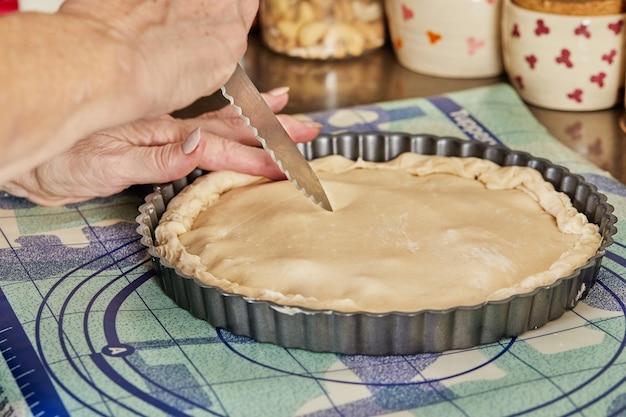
[
  {"left": 58, "top": 0, "right": 258, "bottom": 116},
  {"left": 1, "top": 90, "right": 322, "bottom": 206}
]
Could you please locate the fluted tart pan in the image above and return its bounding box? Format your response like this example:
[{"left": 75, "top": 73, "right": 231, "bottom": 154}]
[{"left": 136, "top": 133, "right": 617, "bottom": 355}]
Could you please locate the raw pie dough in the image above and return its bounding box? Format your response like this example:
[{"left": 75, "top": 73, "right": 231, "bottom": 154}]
[{"left": 155, "top": 153, "right": 602, "bottom": 313}]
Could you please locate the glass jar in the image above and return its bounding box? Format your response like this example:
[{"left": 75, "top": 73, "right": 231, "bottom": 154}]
[{"left": 258, "top": 0, "right": 386, "bottom": 60}]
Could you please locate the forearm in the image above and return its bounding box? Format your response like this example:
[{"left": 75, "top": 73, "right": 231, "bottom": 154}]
[{"left": 0, "top": 11, "right": 147, "bottom": 182}]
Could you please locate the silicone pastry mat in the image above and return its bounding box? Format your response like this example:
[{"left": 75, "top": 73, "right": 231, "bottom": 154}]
[{"left": 1, "top": 84, "right": 625, "bottom": 417}]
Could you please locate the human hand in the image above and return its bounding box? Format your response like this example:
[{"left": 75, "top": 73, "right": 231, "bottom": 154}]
[
  {"left": 58, "top": 0, "right": 259, "bottom": 116},
  {"left": 1, "top": 89, "right": 322, "bottom": 206}
]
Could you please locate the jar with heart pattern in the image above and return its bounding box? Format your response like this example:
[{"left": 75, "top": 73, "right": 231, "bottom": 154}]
[
  {"left": 502, "top": 0, "right": 626, "bottom": 111},
  {"left": 384, "top": 0, "right": 504, "bottom": 78}
]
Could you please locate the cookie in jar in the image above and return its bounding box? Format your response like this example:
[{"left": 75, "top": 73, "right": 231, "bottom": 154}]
[{"left": 258, "top": 0, "right": 386, "bottom": 59}]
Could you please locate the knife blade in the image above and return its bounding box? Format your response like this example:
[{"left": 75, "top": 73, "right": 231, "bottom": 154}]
[{"left": 220, "top": 64, "right": 333, "bottom": 211}]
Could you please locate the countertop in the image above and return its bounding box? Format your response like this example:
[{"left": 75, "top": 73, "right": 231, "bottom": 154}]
[{"left": 177, "top": 34, "right": 626, "bottom": 184}]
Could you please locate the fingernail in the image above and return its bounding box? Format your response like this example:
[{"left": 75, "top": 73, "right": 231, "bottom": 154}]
[
  {"left": 182, "top": 127, "right": 201, "bottom": 155},
  {"left": 268, "top": 86, "right": 290, "bottom": 96},
  {"left": 302, "top": 120, "right": 324, "bottom": 129}
]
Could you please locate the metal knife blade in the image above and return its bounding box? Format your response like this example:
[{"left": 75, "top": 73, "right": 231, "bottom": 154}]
[{"left": 221, "top": 64, "right": 333, "bottom": 211}]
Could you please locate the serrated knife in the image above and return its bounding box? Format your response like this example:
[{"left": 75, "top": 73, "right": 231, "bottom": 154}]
[{"left": 220, "top": 64, "right": 333, "bottom": 211}]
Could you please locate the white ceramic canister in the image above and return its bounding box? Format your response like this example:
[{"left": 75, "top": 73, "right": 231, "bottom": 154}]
[
  {"left": 502, "top": 0, "right": 626, "bottom": 111},
  {"left": 385, "top": 0, "right": 503, "bottom": 78}
]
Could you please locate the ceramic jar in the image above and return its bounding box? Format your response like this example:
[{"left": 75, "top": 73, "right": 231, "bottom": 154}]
[
  {"left": 502, "top": 0, "right": 626, "bottom": 111},
  {"left": 385, "top": 0, "right": 504, "bottom": 78}
]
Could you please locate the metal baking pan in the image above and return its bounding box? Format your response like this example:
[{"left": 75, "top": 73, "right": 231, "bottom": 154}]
[{"left": 136, "top": 133, "right": 617, "bottom": 355}]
